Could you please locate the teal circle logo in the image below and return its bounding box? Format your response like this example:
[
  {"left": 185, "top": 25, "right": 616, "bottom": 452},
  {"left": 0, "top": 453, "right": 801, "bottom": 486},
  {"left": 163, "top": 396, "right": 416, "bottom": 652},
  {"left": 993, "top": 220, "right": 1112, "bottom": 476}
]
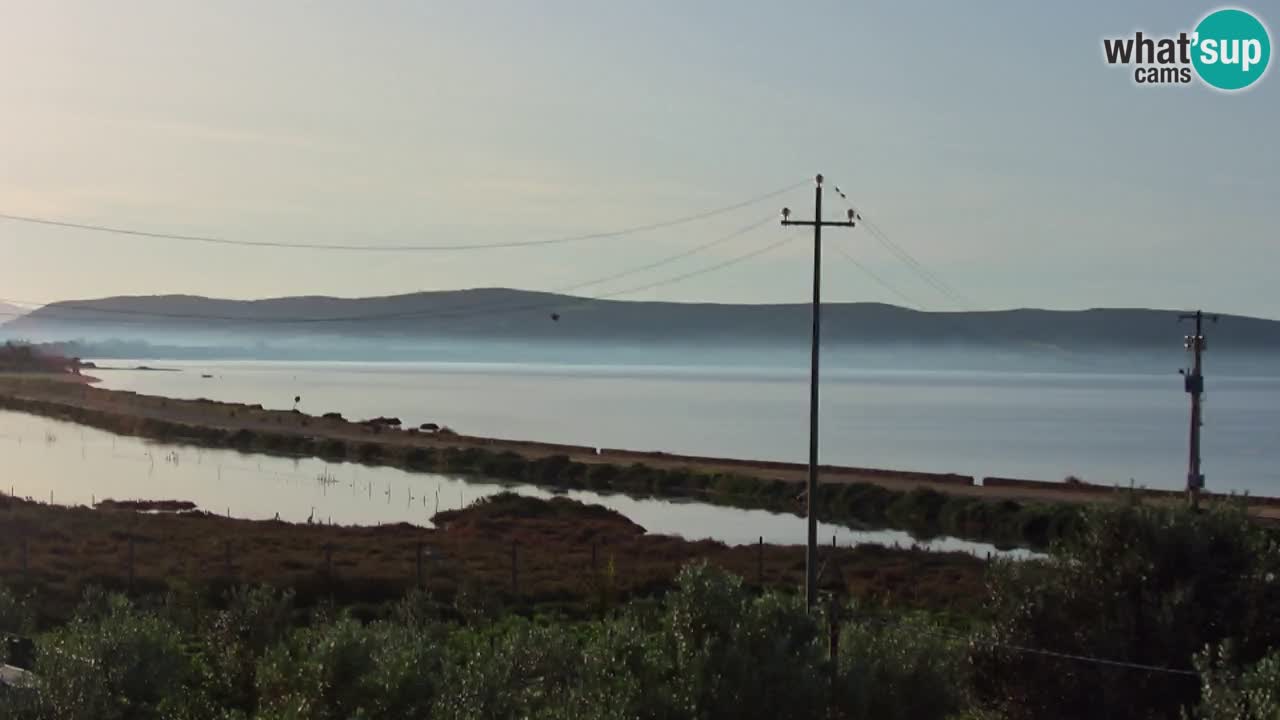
[{"left": 1192, "top": 8, "right": 1271, "bottom": 91}]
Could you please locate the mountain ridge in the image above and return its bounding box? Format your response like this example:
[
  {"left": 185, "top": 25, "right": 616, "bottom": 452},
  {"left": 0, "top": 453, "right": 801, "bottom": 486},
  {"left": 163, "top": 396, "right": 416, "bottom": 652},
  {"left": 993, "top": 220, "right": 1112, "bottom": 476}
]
[{"left": 4, "top": 289, "right": 1279, "bottom": 350}]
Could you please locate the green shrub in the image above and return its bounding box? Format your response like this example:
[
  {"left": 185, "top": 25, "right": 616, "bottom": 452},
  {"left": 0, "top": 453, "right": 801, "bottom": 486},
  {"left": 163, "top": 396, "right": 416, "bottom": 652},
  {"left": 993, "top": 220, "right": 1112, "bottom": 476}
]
[
  {"left": 256, "top": 615, "right": 443, "bottom": 720},
  {"left": 973, "top": 503, "right": 1280, "bottom": 720},
  {"left": 30, "top": 594, "right": 209, "bottom": 720},
  {"left": 834, "top": 611, "right": 972, "bottom": 720},
  {"left": 886, "top": 488, "right": 948, "bottom": 532},
  {"left": 227, "top": 429, "right": 256, "bottom": 448},
  {"left": 202, "top": 586, "right": 296, "bottom": 713},
  {"left": 585, "top": 463, "right": 620, "bottom": 488},
  {"left": 441, "top": 447, "right": 485, "bottom": 473},
  {"left": 657, "top": 562, "right": 827, "bottom": 720},
  {"left": 432, "top": 619, "right": 582, "bottom": 719},
  {"left": 1191, "top": 641, "right": 1280, "bottom": 720},
  {"left": 650, "top": 468, "right": 690, "bottom": 494},
  {"left": 476, "top": 450, "right": 523, "bottom": 477},
  {"left": 404, "top": 447, "right": 436, "bottom": 469},
  {"left": 356, "top": 442, "right": 383, "bottom": 463},
  {"left": 710, "top": 472, "right": 759, "bottom": 497},
  {"left": 527, "top": 454, "right": 574, "bottom": 485},
  {"left": 0, "top": 584, "right": 33, "bottom": 638},
  {"left": 318, "top": 439, "right": 347, "bottom": 459}
]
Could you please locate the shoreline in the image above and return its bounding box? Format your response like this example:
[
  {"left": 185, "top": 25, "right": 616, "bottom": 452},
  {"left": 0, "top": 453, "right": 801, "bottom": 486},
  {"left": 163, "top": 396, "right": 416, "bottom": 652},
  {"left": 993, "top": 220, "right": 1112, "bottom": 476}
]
[{"left": 1, "top": 375, "right": 1276, "bottom": 538}]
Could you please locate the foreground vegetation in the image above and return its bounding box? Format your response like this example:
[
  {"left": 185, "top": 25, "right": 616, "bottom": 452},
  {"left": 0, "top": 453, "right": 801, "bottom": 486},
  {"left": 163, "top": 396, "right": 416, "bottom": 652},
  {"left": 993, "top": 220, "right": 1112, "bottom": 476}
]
[{"left": 3, "top": 499, "right": 1280, "bottom": 719}]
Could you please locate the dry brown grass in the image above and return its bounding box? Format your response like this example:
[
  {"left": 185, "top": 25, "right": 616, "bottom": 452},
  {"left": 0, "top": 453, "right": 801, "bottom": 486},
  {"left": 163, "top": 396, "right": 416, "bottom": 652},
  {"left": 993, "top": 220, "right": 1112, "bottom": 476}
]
[{"left": 0, "top": 492, "right": 987, "bottom": 625}]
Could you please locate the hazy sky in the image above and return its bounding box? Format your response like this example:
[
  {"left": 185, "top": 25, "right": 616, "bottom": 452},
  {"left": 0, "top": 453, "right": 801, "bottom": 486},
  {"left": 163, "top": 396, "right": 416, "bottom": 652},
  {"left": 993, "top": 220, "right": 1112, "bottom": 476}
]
[{"left": 1, "top": 1, "right": 1276, "bottom": 317}]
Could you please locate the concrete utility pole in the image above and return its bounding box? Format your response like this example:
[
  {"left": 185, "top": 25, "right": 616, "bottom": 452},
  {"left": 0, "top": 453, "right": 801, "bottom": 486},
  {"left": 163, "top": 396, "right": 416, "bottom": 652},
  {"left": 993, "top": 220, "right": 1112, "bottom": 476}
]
[
  {"left": 781, "top": 174, "right": 857, "bottom": 609},
  {"left": 1179, "top": 310, "right": 1217, "bottom": 510}
]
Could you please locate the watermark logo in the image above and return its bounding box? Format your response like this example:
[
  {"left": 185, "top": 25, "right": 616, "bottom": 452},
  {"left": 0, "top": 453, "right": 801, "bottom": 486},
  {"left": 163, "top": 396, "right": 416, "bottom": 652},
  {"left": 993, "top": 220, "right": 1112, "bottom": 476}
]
[{"left": 1102, "top": 7, "right": 1271, "bottom": 91}]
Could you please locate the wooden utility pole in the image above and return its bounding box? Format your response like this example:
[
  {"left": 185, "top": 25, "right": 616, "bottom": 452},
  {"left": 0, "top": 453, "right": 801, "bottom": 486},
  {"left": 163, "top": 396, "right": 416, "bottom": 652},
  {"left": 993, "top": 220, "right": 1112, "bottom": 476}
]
[
  {"left": 1179, "top": 310, "right": 1217, "bottom": 509},
  {"left": 781, "top": 174, "right": 857, "bottom": 608}
]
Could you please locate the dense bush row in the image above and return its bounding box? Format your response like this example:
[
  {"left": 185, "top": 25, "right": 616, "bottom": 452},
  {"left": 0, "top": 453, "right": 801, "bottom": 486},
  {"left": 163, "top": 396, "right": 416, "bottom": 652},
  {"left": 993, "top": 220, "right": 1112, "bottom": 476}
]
[
  {"left": 3, "top": 502, "right": 1279, "bottom": 719},
  {"left": 0, "top": 566, "right": 968, "bottom": 720}
]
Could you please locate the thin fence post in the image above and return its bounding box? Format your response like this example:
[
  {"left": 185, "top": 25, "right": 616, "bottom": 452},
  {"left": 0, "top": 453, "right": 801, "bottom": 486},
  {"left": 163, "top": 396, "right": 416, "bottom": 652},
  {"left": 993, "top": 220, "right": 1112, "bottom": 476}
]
[{"left": 511, "top": 540, "right": 519, "bottom": 597}]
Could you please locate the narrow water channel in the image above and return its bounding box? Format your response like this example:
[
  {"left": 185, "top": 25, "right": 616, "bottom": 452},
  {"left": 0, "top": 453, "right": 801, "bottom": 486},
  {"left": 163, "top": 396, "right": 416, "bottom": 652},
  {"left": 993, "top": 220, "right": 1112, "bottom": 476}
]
[{"left": 0, "top": 410, "right": 1032, "bottom": 558}]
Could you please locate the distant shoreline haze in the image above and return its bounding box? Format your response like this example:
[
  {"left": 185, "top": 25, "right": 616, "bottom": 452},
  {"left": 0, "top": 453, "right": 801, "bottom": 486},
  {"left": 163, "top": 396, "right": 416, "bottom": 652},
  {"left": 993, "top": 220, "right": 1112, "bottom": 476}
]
[{"left": 2, "top": 289, "right": 1277, "bottom": 374}]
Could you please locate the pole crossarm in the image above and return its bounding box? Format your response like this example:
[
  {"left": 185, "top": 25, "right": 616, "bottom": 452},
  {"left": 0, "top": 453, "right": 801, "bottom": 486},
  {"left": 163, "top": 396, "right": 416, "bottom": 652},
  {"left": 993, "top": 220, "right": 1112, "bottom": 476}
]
[{"left": 781, "top": 220, "right": 858, "bottom": 228}]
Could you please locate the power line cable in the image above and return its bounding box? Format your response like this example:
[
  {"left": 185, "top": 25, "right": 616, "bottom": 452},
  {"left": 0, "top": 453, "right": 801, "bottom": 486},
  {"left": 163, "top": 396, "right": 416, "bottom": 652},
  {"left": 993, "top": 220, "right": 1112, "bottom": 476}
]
[
  {"left": 389, "top": 229, "right": 797, "bottom": 326},
  {"left": 544, "top": 217, "right": 773, "bottom": 295},
  {"left": 863, "top": 216, "right": 972, "bottom": 308},
  {"left": 829, "top": 242, "right": 923, "bottom": 310},
  {"left": 0, "top": 220, "right": 784, "bottom": 326},
  {"left": 587, "top": 232, "right": 793, "bottom": 301},
  {"left": 0, "top": 180, "right": 806, "bottom": 253},
  {"left": 849, "top": 612, "right": 1199, "bottom": 678},
  {"left": 825, "top": 181, "right": 1105, "bottom": 368},
  {"left": 829, "top": 183, "right": 972, "bottom": 308},
  {"left": 291, "top": 217, "right": 783, "bottom": 325},
  {"left": 970, "top": 635, "right": 1199, "bottom": 677}
]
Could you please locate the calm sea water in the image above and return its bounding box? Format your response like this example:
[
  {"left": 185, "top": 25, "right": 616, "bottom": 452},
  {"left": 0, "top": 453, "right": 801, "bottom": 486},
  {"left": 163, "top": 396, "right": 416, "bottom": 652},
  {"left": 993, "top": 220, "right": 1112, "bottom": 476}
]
[
  {"left": 0, "top": 410, "right": 1024, "bottom": 557},
  {"left": 87, "top": 360, "right": 1280, "bottom": 496}
]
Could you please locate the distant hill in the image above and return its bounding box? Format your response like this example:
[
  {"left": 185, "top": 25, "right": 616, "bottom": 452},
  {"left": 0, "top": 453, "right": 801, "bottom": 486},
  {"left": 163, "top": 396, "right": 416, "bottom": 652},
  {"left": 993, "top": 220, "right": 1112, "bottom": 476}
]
[{"left": 4, "top": 288, "right": 1280, "bottom": 350}]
